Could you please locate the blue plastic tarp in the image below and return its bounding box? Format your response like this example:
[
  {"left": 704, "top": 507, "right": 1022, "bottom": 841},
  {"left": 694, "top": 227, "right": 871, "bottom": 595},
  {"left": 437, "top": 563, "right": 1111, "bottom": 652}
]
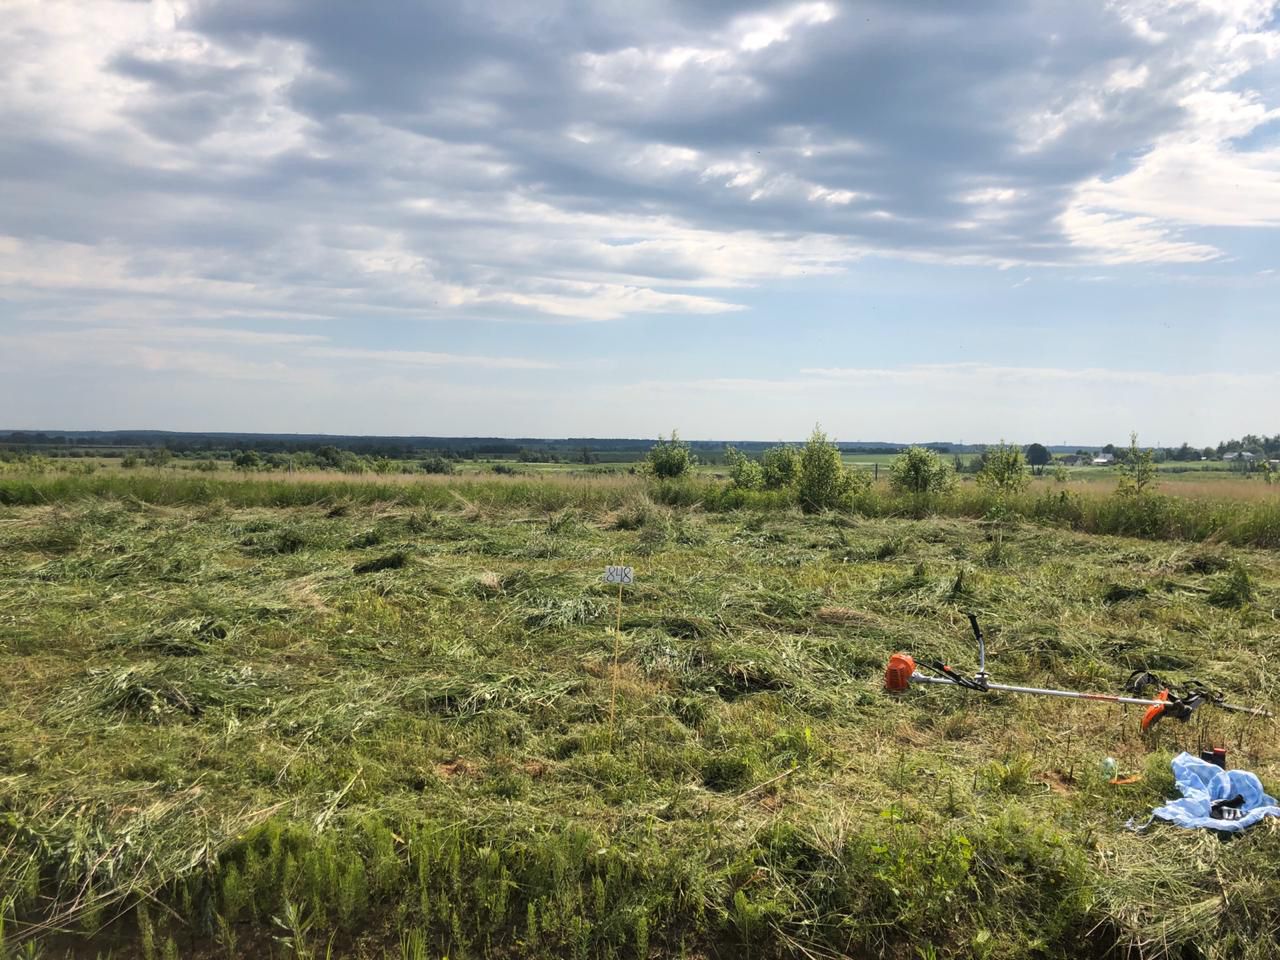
[{"left": 1149, "top": 752, "right": 1280, "bottom": 833}]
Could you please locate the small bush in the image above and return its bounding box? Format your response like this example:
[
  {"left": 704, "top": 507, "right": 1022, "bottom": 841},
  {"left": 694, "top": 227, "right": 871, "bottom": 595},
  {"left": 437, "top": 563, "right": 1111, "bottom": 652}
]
[
  {"left": 796, "top": 426, "right": 866, "bottom": 513},
  {"left": 888, "top": 446, "right": 955, "bottom": 496},
  {"left": 419, "top": 456, "right": 454, "bottom": 475},
  {"left": 644, "top": 431, "right": 696, "bottom": 479},
  {"left": 976, "top": 441, "right": 1028, "bottom": 497},
  {"left": 760, "top": 445, "right": 800, "bottom": 489},
  {"left": 724, "top": 446, "right": 764, "bottom": 489}
]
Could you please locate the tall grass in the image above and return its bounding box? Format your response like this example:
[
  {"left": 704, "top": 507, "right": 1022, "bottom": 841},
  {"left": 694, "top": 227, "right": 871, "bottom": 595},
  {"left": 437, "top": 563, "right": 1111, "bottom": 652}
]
[
  {"left": 0, "top": 470, "right": 645, "bottom": 512},
  {"left": 3, "top": 469, "right": 1279, "bottom": 546}
]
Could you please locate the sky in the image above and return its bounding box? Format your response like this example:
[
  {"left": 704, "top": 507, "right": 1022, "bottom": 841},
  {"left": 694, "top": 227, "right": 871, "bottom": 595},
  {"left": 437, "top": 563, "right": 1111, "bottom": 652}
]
[{"left": 2, "top": 0, "right": 1279, "bottom": 445}]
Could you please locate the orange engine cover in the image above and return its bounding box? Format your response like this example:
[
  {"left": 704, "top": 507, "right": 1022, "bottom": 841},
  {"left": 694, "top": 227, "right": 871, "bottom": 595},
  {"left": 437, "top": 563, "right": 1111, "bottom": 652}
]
[{"left": 884, "top": 653, "right": 916, "bottom": 692}]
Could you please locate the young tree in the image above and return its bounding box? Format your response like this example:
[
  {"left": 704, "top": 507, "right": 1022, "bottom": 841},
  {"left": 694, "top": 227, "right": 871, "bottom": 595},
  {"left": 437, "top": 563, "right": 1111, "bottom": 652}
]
[
  {"left": 796, "top": 425, "right": 867, "bottom": 513},
  {"left": 1116, "top": 432, "right": 1156, "bottom": 496},
  {"left": 760, "top": 444, "right": 801, "bottom": 489},
  {"left": 1025, "top": 442, "right": 1050, "bottom": 475},
  {"left": 888, "top": 446, "right": 955, "bottom": 495},
  {"left": 975, "top": 441, "right": 1027, "bottom": 559},
  {"left": 977, "top": 441, "right": 1029, "bottom": 496},
  {"left": 724, "top": 446, "right": 764, "bottom": 489},
  {"left": 644, "top": 430, "right": 696, "bottom": 479}
]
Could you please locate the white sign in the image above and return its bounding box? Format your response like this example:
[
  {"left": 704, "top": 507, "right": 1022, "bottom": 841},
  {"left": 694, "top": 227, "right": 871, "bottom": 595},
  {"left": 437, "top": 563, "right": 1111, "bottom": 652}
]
[{"left": 603, "top": 565, "right": 634, "bottom": 585}]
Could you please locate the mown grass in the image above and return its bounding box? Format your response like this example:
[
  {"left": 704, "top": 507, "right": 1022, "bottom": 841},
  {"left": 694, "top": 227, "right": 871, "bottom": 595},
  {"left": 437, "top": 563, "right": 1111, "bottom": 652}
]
[{"left": 2, "top": 484, "right": 1280, "bottom": 958}]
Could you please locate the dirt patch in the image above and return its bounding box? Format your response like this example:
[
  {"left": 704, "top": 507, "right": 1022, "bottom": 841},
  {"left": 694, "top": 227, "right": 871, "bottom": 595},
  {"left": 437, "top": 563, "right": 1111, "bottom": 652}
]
[{"left": 435, "top": 759, "right": 476, "bottom": 780}]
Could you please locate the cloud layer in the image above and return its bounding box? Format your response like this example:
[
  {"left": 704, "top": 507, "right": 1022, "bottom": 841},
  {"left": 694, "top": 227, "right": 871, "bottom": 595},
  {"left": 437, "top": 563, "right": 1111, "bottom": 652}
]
[{"left": 2, "top": 0, "right": 1279, "bottom": 438}]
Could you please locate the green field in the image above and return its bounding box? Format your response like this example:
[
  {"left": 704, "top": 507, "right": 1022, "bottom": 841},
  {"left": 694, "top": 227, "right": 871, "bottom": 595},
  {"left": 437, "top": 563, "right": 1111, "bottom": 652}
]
[{"left": 3, "top": 472, "right": 1280, "bottom": 958}]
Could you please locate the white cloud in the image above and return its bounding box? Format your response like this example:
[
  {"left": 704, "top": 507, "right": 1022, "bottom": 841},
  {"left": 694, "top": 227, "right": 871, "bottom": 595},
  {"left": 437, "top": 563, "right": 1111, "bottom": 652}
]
[
  {"left": 4, "top": 0, "right": 1280, "bottom": 437},
  {"left": 1058, "top": 208, "right": 1221, "bottom": 263},
  {"left": 1059, "top": 1, "right": 1280, "bottom": 257},
  {"left": 735, "top": 3, "right": 839, "bottom": 52}
]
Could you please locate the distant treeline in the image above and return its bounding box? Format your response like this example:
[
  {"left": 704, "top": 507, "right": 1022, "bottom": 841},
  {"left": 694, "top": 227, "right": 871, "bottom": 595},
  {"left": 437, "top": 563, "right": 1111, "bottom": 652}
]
[
  {"left": 1, "top": 429, "right": 1275, "bottom": 464},
  {"left": 0, "top": 430, "right": 948, "bottom": 462}
]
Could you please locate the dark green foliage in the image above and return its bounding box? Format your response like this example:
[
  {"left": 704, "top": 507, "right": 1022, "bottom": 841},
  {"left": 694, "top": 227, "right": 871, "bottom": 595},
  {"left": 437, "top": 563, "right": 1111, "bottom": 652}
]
[
  {"left": 724, "top": 446, "right": 764, "bottom": 490},
  {"left": 1102, "top": 582, "right": 1148, "bottom": 604},
  {"left": 796, "top": 425, "right": 866, "bottom": 513},
  {"left": 889, "top": 446, "right": 956, "bottom": 496},
  {"left": 1025, "top": 443, "right": 1051, "bottom": 474},
  {"left": 976, "top": 441, "right": 1029, "bottom": 496},
  {"left": 352, "top": 551, "right": 408, "bottom": 574},
  {"left": 644, "top": 431, "right": 697, "bottom": 479},
  {"left": 759, "top": 444, "right": 800, "bottom": 490},
  {"left": 419, "top": 456, "right": 454, "bottom": 475}
]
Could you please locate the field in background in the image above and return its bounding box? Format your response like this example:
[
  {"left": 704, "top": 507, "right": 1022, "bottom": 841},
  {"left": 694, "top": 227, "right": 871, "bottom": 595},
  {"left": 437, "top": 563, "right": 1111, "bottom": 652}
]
[{"left": 3, "top": 471, "right": 1280, "bottom": 958}]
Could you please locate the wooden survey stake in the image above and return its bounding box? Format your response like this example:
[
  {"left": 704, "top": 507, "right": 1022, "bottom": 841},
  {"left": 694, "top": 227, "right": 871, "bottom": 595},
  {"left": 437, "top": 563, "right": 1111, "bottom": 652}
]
[{"left": 604, "top": 565, "right": 633, "bottom": 748}]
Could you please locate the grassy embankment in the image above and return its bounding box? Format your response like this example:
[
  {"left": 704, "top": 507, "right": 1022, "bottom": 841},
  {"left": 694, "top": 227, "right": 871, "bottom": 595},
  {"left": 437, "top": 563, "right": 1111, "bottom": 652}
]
[{"left": 2, "top": 470, "right": 1280, "bottom": 958}]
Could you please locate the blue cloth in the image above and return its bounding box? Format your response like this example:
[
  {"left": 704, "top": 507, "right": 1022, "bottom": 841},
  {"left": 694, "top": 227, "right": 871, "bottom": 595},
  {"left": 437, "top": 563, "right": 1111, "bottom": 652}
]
[{"left": 1149, "top": 752, "right": 1280, "bottom": 833}]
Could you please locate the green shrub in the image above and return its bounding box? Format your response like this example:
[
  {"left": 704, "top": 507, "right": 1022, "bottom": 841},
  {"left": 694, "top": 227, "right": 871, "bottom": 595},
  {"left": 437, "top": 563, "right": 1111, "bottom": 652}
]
[
  {"left": 724, "top": 446, "right": 763, "bottom": 489},
  {"left": 976, "top": 442, "right": 1028, "bottom": 497},
  {"left": 760, "top": 444, "right": 800, "bottom": 489},
  {"left": 888, "top": 446, "right": 955, "bottom": 496},
  {"left": 420, "top": 456, "right": 454, "bottom": 475},
  {"left": 796, "top": 426, "right": 866, "bottom": 513},
  {"left": 644, "top": 431, "right": 696, "bottom": 480}
]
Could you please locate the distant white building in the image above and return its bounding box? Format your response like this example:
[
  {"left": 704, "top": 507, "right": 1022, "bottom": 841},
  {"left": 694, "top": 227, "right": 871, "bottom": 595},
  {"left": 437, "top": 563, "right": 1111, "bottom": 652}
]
[
  {"left": 1091, "top": 453, "right": 1115, "bottom": 466},
  {"left": 1222, "top": 451, "right": 1258, "bottom": 462}
]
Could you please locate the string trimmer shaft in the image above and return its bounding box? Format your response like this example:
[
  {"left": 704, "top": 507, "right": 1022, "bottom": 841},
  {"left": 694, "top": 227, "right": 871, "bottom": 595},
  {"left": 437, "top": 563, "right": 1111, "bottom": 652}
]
[{"left": 883, "top": 617, "right": 1271, "bottom": 731}]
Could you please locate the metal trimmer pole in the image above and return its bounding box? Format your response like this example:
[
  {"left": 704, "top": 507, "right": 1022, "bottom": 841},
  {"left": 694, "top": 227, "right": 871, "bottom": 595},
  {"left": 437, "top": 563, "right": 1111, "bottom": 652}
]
[
  {"left": 905, "top": 671, "right": 1168, "bottom": 708},
  {"left": 882, "top": 615, "right": 1274, "bottom": 729},
  {"left": 968, "top": 614, "right": 988, "bottom": 686}
]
